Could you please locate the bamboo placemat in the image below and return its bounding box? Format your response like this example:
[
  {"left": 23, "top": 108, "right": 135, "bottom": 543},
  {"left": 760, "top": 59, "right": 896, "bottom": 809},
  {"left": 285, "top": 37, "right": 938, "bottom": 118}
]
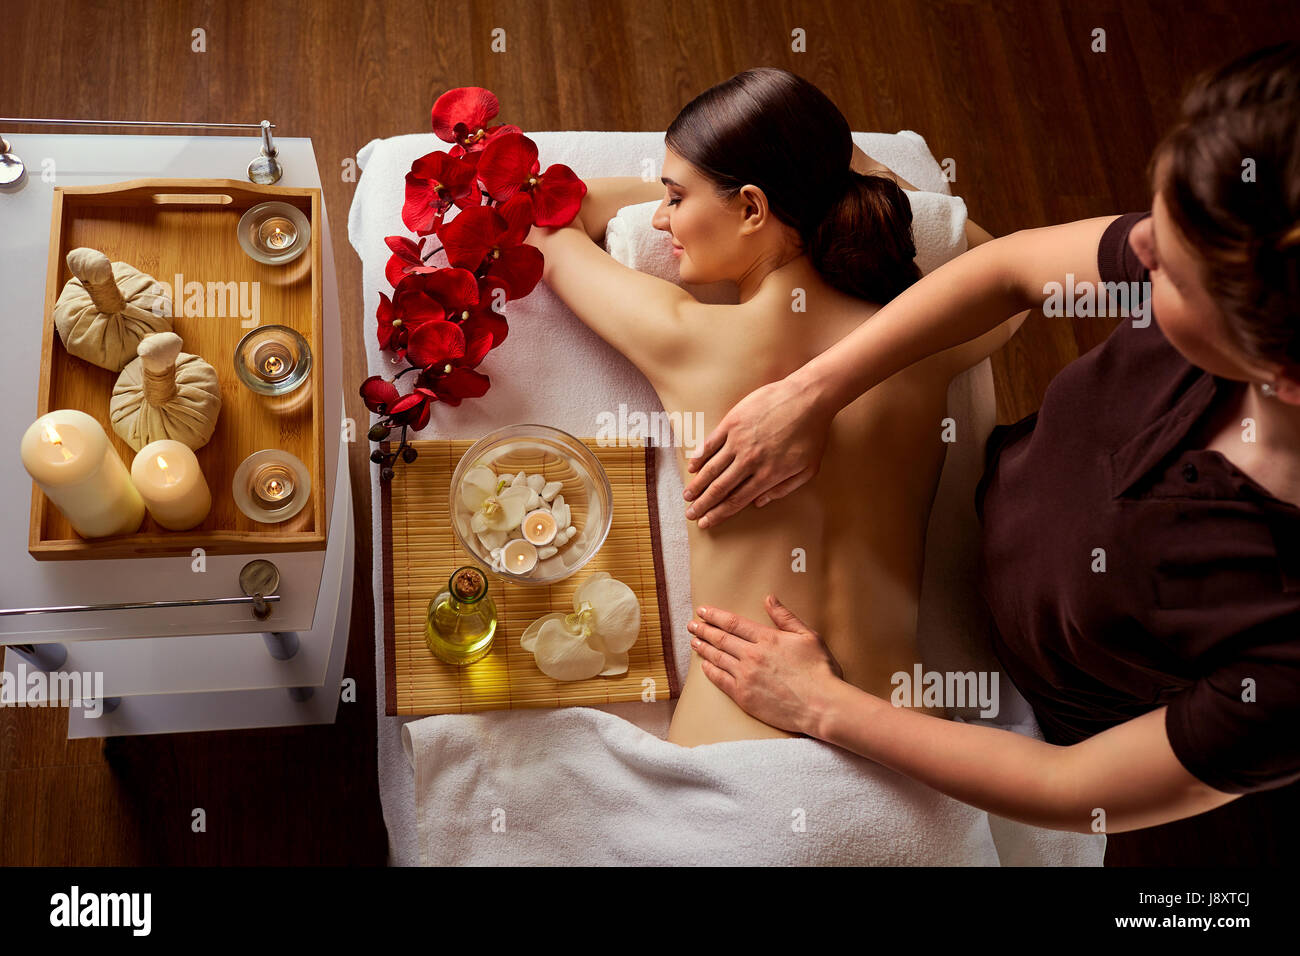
[{"left": 380, "top": 438, "right": 680, "bottom": 716}]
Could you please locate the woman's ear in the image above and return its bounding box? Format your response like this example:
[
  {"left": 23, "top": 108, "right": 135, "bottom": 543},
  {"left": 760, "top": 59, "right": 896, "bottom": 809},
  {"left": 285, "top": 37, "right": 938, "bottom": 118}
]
[
  {"left": 1271, "top": 369, "right": 1300, "bottom": 405},
  {"left": 736, "top": 184, "right": 769, "bottom": 236}
]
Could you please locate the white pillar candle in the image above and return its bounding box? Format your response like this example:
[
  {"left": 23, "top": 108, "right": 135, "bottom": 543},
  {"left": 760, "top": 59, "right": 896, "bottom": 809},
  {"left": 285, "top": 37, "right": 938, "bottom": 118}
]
[
  {"left": 131, "top": 439, "right": 212, "bottom": 531},
  {"left": 522, "top": 508, "right": 557, "bottom": 546},
  {"left": 20, "top": 409, "right": 144, "bottom": 538},
  {"left": 502, "top": 538, "right": 538, "bottom": 574}
]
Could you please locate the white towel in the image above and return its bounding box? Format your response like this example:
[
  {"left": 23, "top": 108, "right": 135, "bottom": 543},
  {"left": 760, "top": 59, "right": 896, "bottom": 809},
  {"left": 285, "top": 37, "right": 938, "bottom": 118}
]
[
  {"left": 350, "top": 129, "right": 1104, "bottom": 866},
  {"left": 402, "top": 706, "right": 1002, "bottom": 865}
]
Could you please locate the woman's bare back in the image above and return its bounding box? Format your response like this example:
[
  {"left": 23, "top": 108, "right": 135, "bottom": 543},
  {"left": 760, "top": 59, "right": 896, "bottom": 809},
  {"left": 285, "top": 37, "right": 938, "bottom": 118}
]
[{"left": 639, "top": 281, "right": 958, "bottom": 746}]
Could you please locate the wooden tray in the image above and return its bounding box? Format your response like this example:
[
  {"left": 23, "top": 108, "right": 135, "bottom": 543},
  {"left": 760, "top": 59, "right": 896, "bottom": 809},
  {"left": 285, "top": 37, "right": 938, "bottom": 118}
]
[
  {"left": 31, "top": 178, "right": 326, "bottom": 559},
  {"left": 381, "top": 438, "right": 681, "bottom": 716}
]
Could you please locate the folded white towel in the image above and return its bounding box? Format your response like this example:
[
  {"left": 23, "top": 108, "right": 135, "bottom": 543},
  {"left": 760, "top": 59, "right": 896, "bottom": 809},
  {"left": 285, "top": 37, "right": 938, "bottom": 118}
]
[{"left": 352, "top": 129, "right": 1104, "bottom": 867}]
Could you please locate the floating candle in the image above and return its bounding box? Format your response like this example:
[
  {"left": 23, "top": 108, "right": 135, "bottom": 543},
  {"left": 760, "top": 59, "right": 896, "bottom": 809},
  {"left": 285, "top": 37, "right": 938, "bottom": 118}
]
[
  {"left": 522, "top": 508, "right": 557, "bottom": 546},
  {"left": 20, "top": 409, "right": 144, "bottom": 538},
  {"left": 502, "top": 538, "right": 538, "bottom": 574},
  {"left": 131, "top": 439, "right": 212, "bottom": 530}
]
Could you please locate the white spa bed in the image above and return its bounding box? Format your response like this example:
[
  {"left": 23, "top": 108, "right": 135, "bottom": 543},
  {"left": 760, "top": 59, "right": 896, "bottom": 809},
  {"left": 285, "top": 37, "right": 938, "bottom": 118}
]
[{"left": 348, "top": 129, "right": 1106, "bottom": 866}]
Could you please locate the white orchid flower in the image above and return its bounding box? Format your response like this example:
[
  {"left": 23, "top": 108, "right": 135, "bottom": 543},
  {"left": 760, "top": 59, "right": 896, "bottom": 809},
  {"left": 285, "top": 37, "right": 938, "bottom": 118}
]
[
  {"left": 521, "top": 571, "right": 640, "bottom": 680},
  {"left": 461, "top": 464, "right": 530, "bottom": 534}
]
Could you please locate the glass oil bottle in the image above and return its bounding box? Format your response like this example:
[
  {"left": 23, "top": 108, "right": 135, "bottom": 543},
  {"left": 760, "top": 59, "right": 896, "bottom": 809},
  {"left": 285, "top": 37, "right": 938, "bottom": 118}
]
[{"left": 425, "top": 565, "right": 498, "bottom": 665}]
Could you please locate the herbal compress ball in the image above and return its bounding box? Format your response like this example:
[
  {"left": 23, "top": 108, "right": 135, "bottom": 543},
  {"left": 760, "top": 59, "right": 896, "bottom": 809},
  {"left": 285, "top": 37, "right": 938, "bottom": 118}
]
[{"left": 53, "top": 247, "right": 174, "bottom": 371}]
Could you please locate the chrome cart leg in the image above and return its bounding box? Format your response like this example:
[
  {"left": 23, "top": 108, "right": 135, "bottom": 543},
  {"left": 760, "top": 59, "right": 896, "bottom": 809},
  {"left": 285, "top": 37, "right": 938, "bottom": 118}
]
[
  {"left": 82, "top": 696, "right": 122, "bottom": 716},
  {"left": 11, "top": 642, "right": 68, "bottom": 671},
  {"left": 261, "top": 631, "right": 301, "bottom": 661}
]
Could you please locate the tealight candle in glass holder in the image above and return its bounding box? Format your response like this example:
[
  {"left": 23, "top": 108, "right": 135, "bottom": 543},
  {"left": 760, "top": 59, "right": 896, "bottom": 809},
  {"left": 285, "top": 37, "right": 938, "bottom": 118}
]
[
  {"left": 237, "top": 201, "right": 311, "bottom": 265},
  {"left": 232, "top": 449, "right": 311, "bottom": 523},
  {"left": 234, "top": 324, "right": 312, "bottom": 396},
  {"left": 259, "top": 216, "right": 296, "bottom": 251}
]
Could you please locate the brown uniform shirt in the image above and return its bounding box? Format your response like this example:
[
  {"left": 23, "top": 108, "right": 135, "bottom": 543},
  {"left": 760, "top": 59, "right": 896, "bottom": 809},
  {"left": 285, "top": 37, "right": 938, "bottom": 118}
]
[{"left": 976, "top": 212, "right": 1300, "bottom": 795}]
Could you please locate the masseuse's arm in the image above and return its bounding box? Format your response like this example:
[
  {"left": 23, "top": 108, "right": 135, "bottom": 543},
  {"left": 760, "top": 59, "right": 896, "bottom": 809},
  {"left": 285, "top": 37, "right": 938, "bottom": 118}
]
[
  {"left": 682, "top": 214, "right": 1121, "bottom": 526},
  {"left": 689, "top": 600, "right": 1240, "bottom": 833},
  {"left": 812, "top": 670, "right": 1236, "bottom": 833}
]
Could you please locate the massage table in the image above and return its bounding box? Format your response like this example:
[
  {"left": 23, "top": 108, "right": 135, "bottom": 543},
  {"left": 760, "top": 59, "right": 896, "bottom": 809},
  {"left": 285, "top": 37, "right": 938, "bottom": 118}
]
[{"left": 348, "top": 128, "right": 1106, "bottom": 866}]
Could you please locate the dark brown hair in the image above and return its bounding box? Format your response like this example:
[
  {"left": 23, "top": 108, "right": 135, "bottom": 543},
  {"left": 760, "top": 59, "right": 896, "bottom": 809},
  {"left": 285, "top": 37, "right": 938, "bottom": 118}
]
[
  {"left": 1153, "top": 42, "right": 1300, "bottom": 371},
  {"left": 665, "top": 68, "right": 920, "bottom": 303}
]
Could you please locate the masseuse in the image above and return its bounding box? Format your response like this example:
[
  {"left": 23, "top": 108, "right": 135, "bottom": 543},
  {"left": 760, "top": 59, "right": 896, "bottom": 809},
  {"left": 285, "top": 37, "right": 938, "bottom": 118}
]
[{"left": 678, "top": 43, "right": 1300, "bottom": 834}]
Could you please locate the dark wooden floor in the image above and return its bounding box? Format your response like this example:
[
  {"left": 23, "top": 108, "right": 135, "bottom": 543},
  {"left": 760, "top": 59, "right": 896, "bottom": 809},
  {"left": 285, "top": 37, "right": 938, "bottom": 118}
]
[{"left": 2, "top": 0, "right": 1297, "bottom": 865}]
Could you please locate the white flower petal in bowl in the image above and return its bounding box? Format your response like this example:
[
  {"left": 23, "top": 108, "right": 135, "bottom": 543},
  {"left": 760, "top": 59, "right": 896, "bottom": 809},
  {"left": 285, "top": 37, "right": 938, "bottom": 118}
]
[
  {"left": 473, "top": 484, "right": 531, "bottom": 532},
  {"left": 460, "top": 465, "right": 498, "bottom": 512}
]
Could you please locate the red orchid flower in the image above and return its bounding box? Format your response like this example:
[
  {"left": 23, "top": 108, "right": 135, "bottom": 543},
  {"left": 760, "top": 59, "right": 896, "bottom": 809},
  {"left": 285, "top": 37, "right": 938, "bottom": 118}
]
[
  {"left": 405, "top": 318, "right": 492, "bottom": 407},
  {"left": 431, "top": 87, "right": 523, "bottom": 155},
  {"left": 462, "top": 275, "right": 510, "bottom": 348},
  {"left": 436, "top": 204, "right": 544, "bottom": 298},
  {"left": 387, "top": 391, "right": 433, "bottom": 430},
  {"left": 360, "top": 375, "right": 434, "bottom": 430},
  {"left": 377, "top": 268, "right": 481, "bottom": 357},
  {"left": 360, "top": 375, "right": 400, "bottom": 414},
  {"left": 406, "top": 317, "right": 492, "bottom": 371},
  {"left": 476, "top": 132, "right": 587, "bottom": 226},
  {"left": 416, "top": 363, "right": 491, "bottom": 406},
  {"left": 374, "top": 292, "right": 406, "bottom": 355},
  {"left": 384, "top": 235, "right": 437, "bottom": 289},
  {"left": 402, "top": 150, "right": 482, "bottom": 235}
]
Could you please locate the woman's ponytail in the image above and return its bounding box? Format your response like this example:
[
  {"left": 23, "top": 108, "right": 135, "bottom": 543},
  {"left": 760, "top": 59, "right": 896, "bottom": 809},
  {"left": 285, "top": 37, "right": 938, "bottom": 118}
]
[{"left": 807, "top": 172, "right": 921, "bottom": 304}]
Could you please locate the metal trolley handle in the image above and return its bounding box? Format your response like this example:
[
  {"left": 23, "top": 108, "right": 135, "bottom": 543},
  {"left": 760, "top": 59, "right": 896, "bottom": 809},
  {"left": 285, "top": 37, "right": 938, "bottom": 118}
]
[{"left": 0, "top": 561, "right": 282, "bottom": 621}]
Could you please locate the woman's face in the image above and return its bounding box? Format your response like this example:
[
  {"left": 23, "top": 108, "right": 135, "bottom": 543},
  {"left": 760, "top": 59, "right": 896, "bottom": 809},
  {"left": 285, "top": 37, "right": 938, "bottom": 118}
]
[
  {"left": 651, "top": 149, "right": 751, "bottom": 284},
  {"left": 1128, "top": 188, "right": 1278, "bottom": 384}
]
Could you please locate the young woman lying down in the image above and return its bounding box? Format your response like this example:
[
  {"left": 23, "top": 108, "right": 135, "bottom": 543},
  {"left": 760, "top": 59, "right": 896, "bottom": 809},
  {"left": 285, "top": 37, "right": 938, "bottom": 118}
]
[{"left": 528, "top": 68, "right": 1020, "bottom": 746}]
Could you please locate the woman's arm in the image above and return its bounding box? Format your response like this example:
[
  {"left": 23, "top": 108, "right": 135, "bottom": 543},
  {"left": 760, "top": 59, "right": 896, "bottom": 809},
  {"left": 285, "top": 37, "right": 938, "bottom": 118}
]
[
  {"left": 682, "top": 214, "right": 1122, "bottom": 526},
  {"left": 689, "top": 598, "right": 1240, "bottom": 833},
  {"left": 573, "top": 176, "right": 665, "bottom": 244},
  {"left": 528, "top": 216, "right": 696, "bottom": 373}
]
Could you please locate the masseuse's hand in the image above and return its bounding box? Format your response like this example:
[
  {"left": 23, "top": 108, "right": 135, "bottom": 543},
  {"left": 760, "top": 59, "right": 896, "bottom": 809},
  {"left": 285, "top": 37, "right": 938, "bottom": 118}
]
[
  {"left": 683, "top": 375, "right": 832, "bottom": 528},
  {"left": 689, "top": 595, "right": 844, "bottom": 737}
]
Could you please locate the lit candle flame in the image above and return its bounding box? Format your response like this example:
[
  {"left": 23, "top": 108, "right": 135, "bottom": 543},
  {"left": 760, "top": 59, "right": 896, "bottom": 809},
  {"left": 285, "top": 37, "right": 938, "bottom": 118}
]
[
  {"left": 42, "top": 423, "right": 73, "bottom": 462},
  {"left": 156, "top": 455, "right": 180, "bottom": 486},
  {"left": 266, "top": 478, "right": 285, "bottom": 499}
]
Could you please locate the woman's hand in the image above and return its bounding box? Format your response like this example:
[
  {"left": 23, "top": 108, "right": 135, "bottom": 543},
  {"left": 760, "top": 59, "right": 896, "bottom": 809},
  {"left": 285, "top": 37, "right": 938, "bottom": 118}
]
[
  {"left": 683, "top": 374, "right": 833, "bottom": 528},
  {"left": 688, "top": 594, "right": 845, "bottom": 737}
]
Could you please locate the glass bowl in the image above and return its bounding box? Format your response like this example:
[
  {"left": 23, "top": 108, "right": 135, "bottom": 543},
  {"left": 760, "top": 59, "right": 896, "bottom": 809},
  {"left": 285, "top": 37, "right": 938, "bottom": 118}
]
[{"left": 450, "top": 424, "right": 613, "bottom": 586}]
